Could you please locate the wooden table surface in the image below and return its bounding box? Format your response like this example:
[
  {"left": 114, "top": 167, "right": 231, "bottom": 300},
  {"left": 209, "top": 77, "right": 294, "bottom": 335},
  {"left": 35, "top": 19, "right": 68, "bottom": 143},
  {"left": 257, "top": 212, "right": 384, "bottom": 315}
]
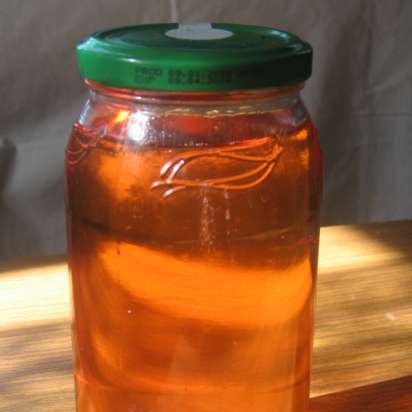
[{"left": 1, "top": 221, "right": 411, "bottom": 411}]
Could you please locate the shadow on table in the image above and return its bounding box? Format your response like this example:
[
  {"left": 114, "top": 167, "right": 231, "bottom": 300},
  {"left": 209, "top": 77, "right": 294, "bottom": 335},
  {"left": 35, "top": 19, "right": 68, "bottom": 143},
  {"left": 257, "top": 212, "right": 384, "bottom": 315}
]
[
  {"left": 0, "top": 320, "right": 75, "bottom": 410},
  {"left": 0, "top": 254, "right": 73, "bottom": 409},
  {"left": 310, "top": 375, "right": 412, "bottom": 412},
  {"left": 0, "top": 255, "right": 66, "bottom": 276},
  {"left": 351, "top": 220, "right": 412, "bottom": 259},
  {"left": 312, "top": 221, "right": 412, "bottom": 395}
]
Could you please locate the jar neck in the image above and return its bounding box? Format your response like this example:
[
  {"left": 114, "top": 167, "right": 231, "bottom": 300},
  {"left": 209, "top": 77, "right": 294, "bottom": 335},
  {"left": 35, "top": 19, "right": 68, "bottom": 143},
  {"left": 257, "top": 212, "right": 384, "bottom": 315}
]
[
  {"left": 79, "top": 80, "right": 309, "bottom": 144},
  {"left": 85, "top": 80, "right": 303, "bottom": 107}
]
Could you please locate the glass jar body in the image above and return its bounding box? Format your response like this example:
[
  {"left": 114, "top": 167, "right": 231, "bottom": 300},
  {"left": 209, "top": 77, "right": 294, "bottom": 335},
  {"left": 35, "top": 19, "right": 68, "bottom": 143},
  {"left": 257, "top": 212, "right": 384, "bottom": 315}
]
[{"left": 65, "top": 83, "right": 322, "bottom": 412}]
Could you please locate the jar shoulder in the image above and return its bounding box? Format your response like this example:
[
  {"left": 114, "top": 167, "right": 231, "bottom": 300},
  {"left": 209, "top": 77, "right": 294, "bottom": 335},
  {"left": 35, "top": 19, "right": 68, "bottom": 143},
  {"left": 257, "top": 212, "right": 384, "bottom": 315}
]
[{"left": 74, "top": 91, "right": 313, "bottom": 147}]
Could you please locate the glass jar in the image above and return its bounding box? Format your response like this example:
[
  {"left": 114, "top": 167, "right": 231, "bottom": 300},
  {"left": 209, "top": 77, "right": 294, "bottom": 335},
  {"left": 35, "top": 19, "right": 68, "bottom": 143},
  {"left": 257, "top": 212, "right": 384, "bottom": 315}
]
[{"left": 66, "top": 23, "right": 322, "bottom": 412}]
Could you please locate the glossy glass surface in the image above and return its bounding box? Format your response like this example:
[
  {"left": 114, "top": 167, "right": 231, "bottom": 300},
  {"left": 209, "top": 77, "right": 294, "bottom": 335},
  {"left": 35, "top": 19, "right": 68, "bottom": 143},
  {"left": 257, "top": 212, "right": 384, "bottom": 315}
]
[{"left": 65, "top": 83, "right": 322, "bottom": 412}]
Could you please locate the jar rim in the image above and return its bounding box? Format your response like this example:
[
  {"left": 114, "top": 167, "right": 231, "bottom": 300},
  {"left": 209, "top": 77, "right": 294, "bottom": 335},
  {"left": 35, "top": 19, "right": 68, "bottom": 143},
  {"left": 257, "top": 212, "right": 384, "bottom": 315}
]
[{"left": 86, "top": 79, "right": 304, "bottom": 105}]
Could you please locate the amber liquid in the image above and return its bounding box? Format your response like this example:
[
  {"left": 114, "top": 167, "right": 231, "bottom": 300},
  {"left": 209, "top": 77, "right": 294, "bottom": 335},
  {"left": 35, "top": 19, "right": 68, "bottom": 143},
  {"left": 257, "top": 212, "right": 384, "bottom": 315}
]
[{"left": 66, "top": 110, "right": 322, "bottom": 412}]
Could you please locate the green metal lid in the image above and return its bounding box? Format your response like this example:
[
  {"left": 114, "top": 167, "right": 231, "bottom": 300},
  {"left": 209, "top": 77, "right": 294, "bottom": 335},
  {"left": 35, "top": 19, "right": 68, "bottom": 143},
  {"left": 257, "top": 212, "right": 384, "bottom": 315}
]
[{"left": 77, "top": 23, "right": 312, "bottom": 92}]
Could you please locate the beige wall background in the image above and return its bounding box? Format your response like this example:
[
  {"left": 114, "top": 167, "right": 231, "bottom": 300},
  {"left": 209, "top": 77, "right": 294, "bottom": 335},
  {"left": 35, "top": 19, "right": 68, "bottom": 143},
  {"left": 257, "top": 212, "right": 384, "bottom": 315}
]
[{"left": 1, "top": 0, "right": 412, "bottom": 260}]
